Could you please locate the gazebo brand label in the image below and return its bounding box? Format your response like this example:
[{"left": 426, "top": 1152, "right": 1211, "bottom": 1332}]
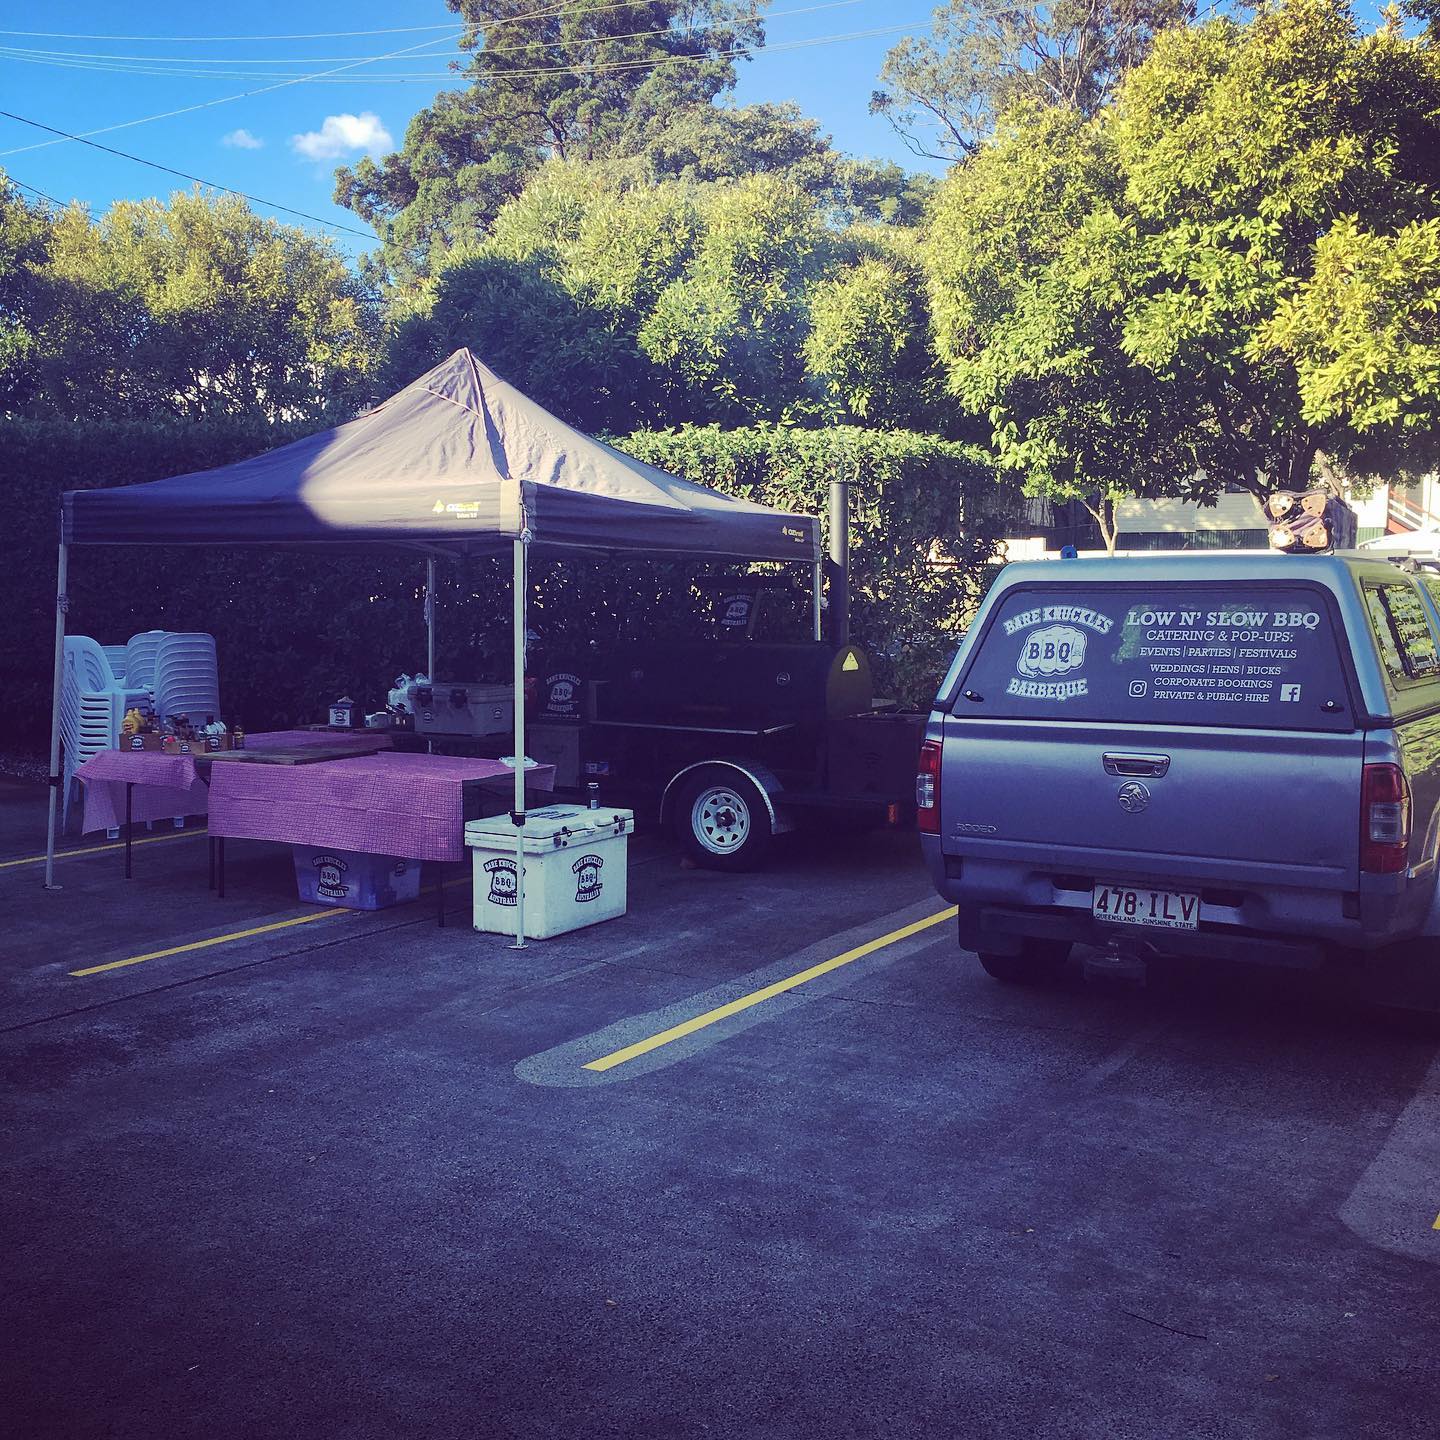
[{"left": 432, "top": 498, "right": 483, "bottom": 520}]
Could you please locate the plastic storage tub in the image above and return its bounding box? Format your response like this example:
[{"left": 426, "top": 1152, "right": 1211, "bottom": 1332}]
[
  {"left": 292, "top": 846, "right": 422, "bottom": 910},
  {"left": 465, "top": 804, "right": 635, "bottom": 939}
]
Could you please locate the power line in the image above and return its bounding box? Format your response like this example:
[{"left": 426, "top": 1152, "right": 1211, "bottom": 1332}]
[
  {"left": 0, "top": 31, "right": 458, "bottom": 158},
  {"left": 0, "top": 0, "right": 720, "bottom": 159},
  {"left": 0, "top": 21, "right": 918, "bottom": 88},
  {"left": 0, "top": 110, "right": 376, "bottom": 239},
  {"left": 3, "top": 172, "right": 64, "bottom": 206},
  {"left": 0, "top": 2, "right": 869, "bottom": 66},
  {"left": 0, "top": 24, "right": 467, "bottom": 42}
]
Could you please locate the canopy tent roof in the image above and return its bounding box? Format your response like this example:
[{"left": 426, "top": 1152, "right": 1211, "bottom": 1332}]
[{"left": 61, "top": 348, "right": 820, "bottom": 563}]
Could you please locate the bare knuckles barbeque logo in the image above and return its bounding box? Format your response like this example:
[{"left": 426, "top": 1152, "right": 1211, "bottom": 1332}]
[
  {"left": 572, "top": 853, "right": 603, "bottom": 903},
  {"left": 311, "top": 854, "right": 349, "bottom": 899},
  {"left": 1003, "top": 605, "right": 1113, "bottom": 703},
  {"left": 483, "top": 857, "right": 518, "bottom": 906},
  {"left": 544, "top": 671, "right": 581, "bottom": 717}
]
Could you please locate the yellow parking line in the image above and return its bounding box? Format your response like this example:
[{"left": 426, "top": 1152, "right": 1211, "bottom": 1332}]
[
  {"left": 584, "top": 905, "right": 958, "bottom": 1073},
  {"left": 70, "top": 873, "right": 475, "bottom": 977},
  {"left": 0, "top": 827, "right": 207, "bottom": 871},
  {"left": 71, "top": 908, "right": 352, "bottom": 975},
  {"left": 1433, "top": 1212, "right": 1440, "bottom": 1231}
]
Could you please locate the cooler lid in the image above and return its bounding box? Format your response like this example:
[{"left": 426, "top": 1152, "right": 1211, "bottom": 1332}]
[{"left": 465, "top": 803, "right": 635, "bottom": 848}]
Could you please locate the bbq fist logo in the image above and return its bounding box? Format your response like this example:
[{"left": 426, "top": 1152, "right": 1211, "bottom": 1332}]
[
  {"left": 312, "top": 855, "right": 349, "bottom": 899},
  {"left": 573, "top": 853, "right": 604, "bottom": 903},
  {"left": 1017, "top": 624, "right": 1087, "bottom": 678},
  {"left": 483, "top": 857, "right": 518, "bottom": 906}
]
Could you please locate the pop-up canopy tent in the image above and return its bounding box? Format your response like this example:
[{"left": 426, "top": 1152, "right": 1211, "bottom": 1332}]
[{"left": 48, "top": 348, "right": 823, "bottom": 941}]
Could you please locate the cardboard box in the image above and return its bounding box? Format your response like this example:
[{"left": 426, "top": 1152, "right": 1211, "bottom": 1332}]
[{"left": 119, "top": 732, "right": 235, "bottom": 754}]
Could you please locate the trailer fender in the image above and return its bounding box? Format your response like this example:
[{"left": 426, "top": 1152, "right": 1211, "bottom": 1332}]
[{"left": 660, "top": 760, "right": 795, "bottom": 835}]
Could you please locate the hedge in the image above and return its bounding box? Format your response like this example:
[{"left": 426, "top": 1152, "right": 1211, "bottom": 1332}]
[
  {"left": 1, "top": 419, "right": 1012, "bottom": 753},
  {"left": 614, "top": 424, "right": 1014, "bottom": 701}
]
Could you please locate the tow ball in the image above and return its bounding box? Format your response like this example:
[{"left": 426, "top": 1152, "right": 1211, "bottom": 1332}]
[{"left": 1083, "top": 939, "right": 1149, "bottom": 986}]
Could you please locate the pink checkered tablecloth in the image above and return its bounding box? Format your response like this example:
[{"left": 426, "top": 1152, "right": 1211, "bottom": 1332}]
[
  {"left": 74, "top": 730, "right": 395, "bottom": 834},
  {"left": 206, "top": 752, "right": 556, "bottom": 862}
]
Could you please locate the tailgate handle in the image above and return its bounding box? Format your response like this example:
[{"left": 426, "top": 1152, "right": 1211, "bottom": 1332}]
[{"left": 1104, "top": 752, "right": 1170, "bottom": 778}]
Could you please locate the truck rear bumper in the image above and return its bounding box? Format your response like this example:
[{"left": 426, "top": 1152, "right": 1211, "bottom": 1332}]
[
  {"left": 958, "top": 903, "right": 1330, "bottom": 969},
  {"left": 922, "top": 837, "right": 1417, "bottom": 962}
]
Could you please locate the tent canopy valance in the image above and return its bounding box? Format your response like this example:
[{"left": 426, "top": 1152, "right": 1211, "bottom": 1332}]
[{"left": 60, "top": 348, "right": 820, "bottom": 563}]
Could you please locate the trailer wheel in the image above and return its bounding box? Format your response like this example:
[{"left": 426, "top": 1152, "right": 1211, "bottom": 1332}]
[{"left": 675, "top": 772, "right": 773, "bottom": 872}]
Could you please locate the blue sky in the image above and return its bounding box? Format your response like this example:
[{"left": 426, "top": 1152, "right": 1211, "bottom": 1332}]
[{"left": 0, "top": 0, "right": 942, "bottom": 264}]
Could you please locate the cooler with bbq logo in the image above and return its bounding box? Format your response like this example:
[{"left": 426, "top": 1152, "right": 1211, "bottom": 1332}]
[{"left": 464, "top": 804, "right": 635, "bottom": 940}]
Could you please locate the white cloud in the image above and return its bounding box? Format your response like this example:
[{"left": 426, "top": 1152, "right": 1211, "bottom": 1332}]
[
  {"left": 221, "top": 128, "right": 264, "bottom": 150},
  {"left": 290, "top": 112, "right": 393, "bottom": 162}
]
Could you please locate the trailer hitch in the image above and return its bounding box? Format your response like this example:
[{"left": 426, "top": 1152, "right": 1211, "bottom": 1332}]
[{"left": 1083, "top": 938, "right": 1150, "bottom": 987}]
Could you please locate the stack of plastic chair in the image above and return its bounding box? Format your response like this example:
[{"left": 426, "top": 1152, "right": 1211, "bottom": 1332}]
[
  {"left": 59, "top": 636, "right": 151, "bottom": 832},
  {"left": 152, "top": 632, "right": 221, "bottom": 730},
  {"left": 124, "top": 630, "right": 167, "bottom": 692},
  {"left": 102, "top": 645, "right": 130, "bottom": 681}
]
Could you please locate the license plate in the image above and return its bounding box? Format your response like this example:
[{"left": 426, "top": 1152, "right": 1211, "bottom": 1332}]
[{"left": 1092, "top": 884, "right": 1199, "bottom": 930}]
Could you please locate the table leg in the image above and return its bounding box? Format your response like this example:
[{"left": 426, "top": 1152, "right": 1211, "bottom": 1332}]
[
  {"left": 217, "top": 837, "right": 225, "bottom": 899},
  {"left": 125, "top": 783, "right": 133, "bottom": 880},
  {"left": 436, "top": 864, "right": 445, "bottom": 928},
  {"left": 208, "top": 836, "right": 215, "bottom": 891}
]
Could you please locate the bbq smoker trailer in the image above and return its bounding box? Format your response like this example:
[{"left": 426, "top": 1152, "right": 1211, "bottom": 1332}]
[{"left": 506, "top": 491, "right": 929, "bottom": 871}]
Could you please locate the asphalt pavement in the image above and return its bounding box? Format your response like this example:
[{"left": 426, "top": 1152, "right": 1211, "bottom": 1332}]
[{"left": 1, "top": 775, "right": 1438, "bottom": 1439}]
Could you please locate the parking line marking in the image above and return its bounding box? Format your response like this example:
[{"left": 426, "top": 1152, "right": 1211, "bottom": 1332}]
[
  {"left": 582, "top": 905, "right": 958, "bottom": 1072},
  {"left": 71, "top": 908, "right": 353, "bottom": 975},
  {"left": 0, "top": 828, "right": 207, "bottom": 871},
  {"left": 69, "top": 873, "right": 477, "bottom": 977},
  {"left": 1433, "top": 1212, "right": 1440, "bottom": 1231}
]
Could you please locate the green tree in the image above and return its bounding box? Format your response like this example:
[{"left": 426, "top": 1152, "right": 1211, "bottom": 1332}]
[
  {"left": 925, "top": 0, "right": 1440, "bottom": 545},
  {"left": 637, "top": 173, "right": 831, "bottom": 421},
  {"left": 13, "top": 189, "right": 377, "bottom": 423},
  {"left": 383, "top": 161, "right": 939, "bottom": 431},
  {"left": 803, "top": 229, "right": 947, "bottom": 427},
  {"left": 0, "top": 176, "right": 56, "bottom": 414},
  {"left": 873, "top": 0, "right": 1190, "bottom": 161},
  {"left": 1261, "top": 217, "right": 1440, "bottom": 462},
  {"left": 334, "top": 0, "right": 763, "bottom": 284}
]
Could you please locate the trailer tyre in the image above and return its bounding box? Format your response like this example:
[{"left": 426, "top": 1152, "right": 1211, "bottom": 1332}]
[
  {"left": 676, "top": 772, "right": 773, "bottom": 872},
  {"left": 977, "top": 940, "right": 1071, "bottom": 985}
]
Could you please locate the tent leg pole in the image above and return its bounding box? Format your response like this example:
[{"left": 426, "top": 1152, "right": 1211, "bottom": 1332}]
[
  {"left": 811, "top": 559, "right": 823, "bottom": 642},
  {"left": 426, "top": 556, "right": 437, "bottom": 757},
  {"left": 43, "top": 541, "right": 68, "bottom": 891},
  {"left": 426, "top": 556, "right": 436, "bottom": 677},
  {"left": 511, "top": 535, "right": 528, "bottom": 950}
]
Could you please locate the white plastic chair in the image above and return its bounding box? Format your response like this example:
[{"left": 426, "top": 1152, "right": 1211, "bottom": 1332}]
[
  {"left": 60, "top": 636, "right": 150, "bottom": 832},
  {"left": 124, "top": 630, "right": 167, "bottom": 690},
  {"left": 102, "top": 645, "right": 129, "bottom": 681},
  {"left": 152, "top": 632, "right": 221, "bottom": 729}
]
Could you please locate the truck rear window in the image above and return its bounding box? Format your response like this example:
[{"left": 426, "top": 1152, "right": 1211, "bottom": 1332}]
[{"left": 958, "top": 584, "right": 1353, "bottom": 730}]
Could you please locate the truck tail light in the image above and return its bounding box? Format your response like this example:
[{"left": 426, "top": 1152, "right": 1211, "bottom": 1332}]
[
  {"left": 1361, "top": 764, "right": 1410, "bottom": 874},
  {"left": 917, "top": 739, "right": 941, "bottom": 835}
]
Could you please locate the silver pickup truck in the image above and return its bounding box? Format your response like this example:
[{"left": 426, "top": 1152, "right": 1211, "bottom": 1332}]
[{"left": 919, "top": 553, "right": 1440, "bottom": 982}]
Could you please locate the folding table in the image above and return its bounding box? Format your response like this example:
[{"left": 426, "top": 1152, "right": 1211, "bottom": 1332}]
[
  {"left": 205, "top": 751, "right": 557, "bottom": 924},
  {"left": 74, "top": 730, "right": 395, "bottom": 877}
]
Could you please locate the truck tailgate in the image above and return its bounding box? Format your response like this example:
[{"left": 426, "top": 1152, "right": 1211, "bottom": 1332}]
[{"left": 939, "top": 717, "right": 1362, "bottom": 890}]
